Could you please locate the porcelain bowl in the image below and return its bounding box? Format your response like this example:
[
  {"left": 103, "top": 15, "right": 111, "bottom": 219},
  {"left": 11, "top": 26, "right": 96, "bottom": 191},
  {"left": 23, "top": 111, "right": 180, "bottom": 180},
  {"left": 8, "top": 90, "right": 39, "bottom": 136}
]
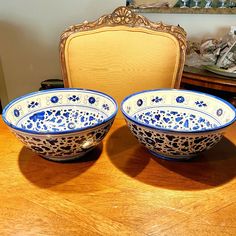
[
  {"left": 121, "top": 89, "right": 236, "bottom": 160},
  {"left": 2, "top": 88, "right": 118, "bottom": 161}
]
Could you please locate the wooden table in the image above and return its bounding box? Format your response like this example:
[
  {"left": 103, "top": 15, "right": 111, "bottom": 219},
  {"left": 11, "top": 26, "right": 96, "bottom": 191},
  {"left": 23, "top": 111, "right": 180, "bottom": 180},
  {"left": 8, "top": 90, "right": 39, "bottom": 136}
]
[{"left": 0, "top": 118, "right": 236, "bottom": 235}]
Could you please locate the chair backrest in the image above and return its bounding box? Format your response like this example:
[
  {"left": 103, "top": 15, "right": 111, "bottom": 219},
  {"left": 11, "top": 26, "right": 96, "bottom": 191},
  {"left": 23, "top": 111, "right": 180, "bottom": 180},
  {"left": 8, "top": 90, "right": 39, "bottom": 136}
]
[{"left": 60, "top": 6, "right": 186, "bottom": 110}]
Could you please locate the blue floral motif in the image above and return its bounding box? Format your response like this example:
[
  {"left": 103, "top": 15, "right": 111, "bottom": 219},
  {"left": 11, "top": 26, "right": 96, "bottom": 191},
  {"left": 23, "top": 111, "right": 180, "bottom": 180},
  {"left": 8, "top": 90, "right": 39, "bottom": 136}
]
[
  {"left": 176, "top": 96, "right": 185, "bottom": 103},
  {"left": 68, "top": 122, "right": 76, "bottom": 129},
  {"left": 68, "top": 95, "right": 79, "bottom": 102},
  {"left": 29, "top": 111, "right": 45, "bottom": 122},
  {"left": 127, "top": 117, "right": 222, "bottom": 159},
  {"left": 88, "top": 97, "right": 96, "bottom": 104},
  {"left": 4, "top": 88, "right": 118, "bottom": 162},
  {"left": 14, "top": 109, "right": 20, "bottom": 117},
  {"left": 195, "top": 101, "right": 207, "bottom": 107},
  {"left": 152, "top": 96, "right": 163, "bottom": 103},
  {"left": 120, "top": 89, "right": 236, "bottom": 160},
  {"left": 102, "top": 104, "right": 109, "bottom": 110},
  {"left": 137, "top": 99, "right": 143, "bottom": 106},
  {"left": 28, "top": 101, "right": 39, "bottom": 109},
  {"left": 15, "top": 121, "right": 113, "bottom": 161},
  {"left": 217, "top": 108, "right": 223, "bottom": 116},
  {"left": 51, "top": 96, "right": 59, "bottom": 103},
  {"left": 21, "top": 108, "right": 105, "bottom": 132},
  {"left": 132, "top": 109, "right": 217, "bottom": 131}
]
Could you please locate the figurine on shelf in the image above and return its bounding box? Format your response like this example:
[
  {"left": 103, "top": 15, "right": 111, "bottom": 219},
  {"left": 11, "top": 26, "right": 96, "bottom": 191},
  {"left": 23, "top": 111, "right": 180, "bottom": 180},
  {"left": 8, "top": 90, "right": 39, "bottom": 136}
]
[
  {"left": 229, "top": 0, "right": 236, "bottom": 7},
  {"left": 205, "top": 0, "right": 213, "bottom": 8},
  {"left": 127, "top": 0, "right": 178, "bottom": 8},
  {"left": 185, "top": 28, "right": 236, "bottom": 73},
  {"left": 181, "top": 0, "right": 189, "bottom": 8},
  {"left": 192, "top": 0, "right": 201, "bottom": 8},
  {"left": 217, "top": 41, "right": 236, "bottom": 69},
  {"left": 219, "top": 0, "right": 227, "bottom": 8}
]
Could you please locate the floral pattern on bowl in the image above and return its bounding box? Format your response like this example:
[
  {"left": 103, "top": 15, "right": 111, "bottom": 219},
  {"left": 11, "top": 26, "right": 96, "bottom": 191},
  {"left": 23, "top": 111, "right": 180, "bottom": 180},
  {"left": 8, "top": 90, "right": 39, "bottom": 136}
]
[
  {"left": 2, "top": 88, "right": 118, "bottom": 162},
  {"left": 121, "top": 89, "right": 236, "bottom": 160}
]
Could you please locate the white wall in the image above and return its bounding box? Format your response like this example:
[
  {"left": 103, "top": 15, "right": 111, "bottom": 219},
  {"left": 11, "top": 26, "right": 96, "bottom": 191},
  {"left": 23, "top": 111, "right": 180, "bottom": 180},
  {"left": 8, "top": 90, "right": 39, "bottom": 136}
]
[
  {"left": 145, "top": 13, "right": 235, "bottom": 41},
  {"left": 0, "top": 0, "right": 235, "bottom": 106},
  {"left": 0, "top": 0, "right": 124, "bottom": 106}
]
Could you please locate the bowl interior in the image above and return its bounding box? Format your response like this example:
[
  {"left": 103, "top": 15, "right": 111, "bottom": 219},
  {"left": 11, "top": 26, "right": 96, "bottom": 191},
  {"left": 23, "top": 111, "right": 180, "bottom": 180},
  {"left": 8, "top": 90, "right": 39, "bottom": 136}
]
[
  {"left": 3, "top": 89, "right": 117, "bottom": 133},
  {"left": 122, "top": 90, "right": 236, "bottom": 132}
]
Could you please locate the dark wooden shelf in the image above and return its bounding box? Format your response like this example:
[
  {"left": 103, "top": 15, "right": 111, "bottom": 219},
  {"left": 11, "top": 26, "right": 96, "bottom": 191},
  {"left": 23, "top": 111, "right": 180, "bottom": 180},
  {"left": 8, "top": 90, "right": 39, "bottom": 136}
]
[
  {"left": 130, "top": 6, "right": 236, "bottom": 14},
  {"left": 181, "top": 66, "right": 236, "bottom": 106}
]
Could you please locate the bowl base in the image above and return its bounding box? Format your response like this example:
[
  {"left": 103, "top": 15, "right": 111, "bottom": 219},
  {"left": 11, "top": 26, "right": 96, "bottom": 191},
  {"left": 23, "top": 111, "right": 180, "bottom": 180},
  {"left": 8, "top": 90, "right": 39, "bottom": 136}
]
[{"left": 149, "top": 150, "right": 197, "bottom": 161}]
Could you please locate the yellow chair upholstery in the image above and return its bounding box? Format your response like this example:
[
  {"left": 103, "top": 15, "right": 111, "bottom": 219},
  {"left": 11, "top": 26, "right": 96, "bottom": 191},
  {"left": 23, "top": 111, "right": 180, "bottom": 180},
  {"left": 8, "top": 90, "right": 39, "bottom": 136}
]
[{"left": 60, "top": 7, "right": 186, "bottom": 115}]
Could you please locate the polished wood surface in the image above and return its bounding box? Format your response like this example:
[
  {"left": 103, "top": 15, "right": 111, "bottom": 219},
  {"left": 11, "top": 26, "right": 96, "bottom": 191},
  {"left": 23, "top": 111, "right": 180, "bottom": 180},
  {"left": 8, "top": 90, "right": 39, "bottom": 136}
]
[
  {"left": 181, "top": 66, "right": 236, "bottom": 106},
  {"left": 0, "top": 117, "right": 236, "bottom": 235},
  {"left": 182, "top": 66, "right": 236, "bottom": 93}
]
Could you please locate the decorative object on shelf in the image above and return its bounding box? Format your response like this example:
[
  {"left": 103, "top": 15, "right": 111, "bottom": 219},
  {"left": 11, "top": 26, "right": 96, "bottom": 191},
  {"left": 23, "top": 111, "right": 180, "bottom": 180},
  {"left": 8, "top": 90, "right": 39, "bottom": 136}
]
[
  {"left": 203, "top": 65, "right": 236, "bottom": 77},
  {"left": 216, "top": 40, "right": 236, "bottom": 69},
  {"left": 185, "top": 27, "right": 236, "bottom": 76},
  {"left": 192, "top": 0, "right": 201, "bottom": 8},
  {"left": 121, "top": 89, "right": 236, "bottom": 160},
  {"left": 219, "top": 0, "right": 227, "bottom": 8},
  {"left": 127, "top": 0, "right": 178, "bottom": 8},
  {"left": 229, "top": 0, "right": 236, "bottom": 7},
  {"left": 2, "top": 88, "right": 118, "bottom": 162},
  {"left": 181, "top": 0, "right": 189, "bottom": 8},
  {"left": 127, "top": 0, "right": 236, "bottom": 13},
  {"left": 204, "top": 0, "right": 213, "bottom": 8}
]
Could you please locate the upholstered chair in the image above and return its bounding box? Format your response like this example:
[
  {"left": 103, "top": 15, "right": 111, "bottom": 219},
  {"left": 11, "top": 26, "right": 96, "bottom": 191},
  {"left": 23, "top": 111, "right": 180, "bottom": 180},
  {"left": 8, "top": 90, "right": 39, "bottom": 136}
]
[{"left": 60, "top": 6, "right": 187, "bottom": 116}]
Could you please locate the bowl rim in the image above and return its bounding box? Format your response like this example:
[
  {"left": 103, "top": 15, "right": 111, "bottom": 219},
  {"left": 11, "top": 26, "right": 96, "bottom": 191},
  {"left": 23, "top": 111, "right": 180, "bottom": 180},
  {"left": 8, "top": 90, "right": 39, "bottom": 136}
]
[
  {"left": 2, "top": 88, "right": 118, "bottom": 135},
  {"left": 121, "top": 88, "right": 236, "bottom": 134}
]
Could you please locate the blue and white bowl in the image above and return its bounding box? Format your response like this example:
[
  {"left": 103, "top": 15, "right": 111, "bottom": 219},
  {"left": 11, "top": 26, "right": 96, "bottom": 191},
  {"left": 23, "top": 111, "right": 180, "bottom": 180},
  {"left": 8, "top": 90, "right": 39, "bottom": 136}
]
[
  {"left": 121, "top": 89, "right": 236, "bottom": 160},
  {"left": 2, "top": 88, "right": 118, "bottom": 161}
]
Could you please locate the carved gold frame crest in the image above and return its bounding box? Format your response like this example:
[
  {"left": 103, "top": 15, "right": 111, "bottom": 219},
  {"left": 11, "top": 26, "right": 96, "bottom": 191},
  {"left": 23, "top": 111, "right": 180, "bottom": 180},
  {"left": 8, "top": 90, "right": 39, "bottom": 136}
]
[{"left": 60, "top": 6, "right": 187, "bottom": 88}]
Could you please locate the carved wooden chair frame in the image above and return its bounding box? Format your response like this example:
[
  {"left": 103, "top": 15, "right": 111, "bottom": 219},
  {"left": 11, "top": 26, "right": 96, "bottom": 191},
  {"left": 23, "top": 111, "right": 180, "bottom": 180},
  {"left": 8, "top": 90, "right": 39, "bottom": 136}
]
[{"left": 60, "top": 6, "right": 187, "bottom": 88}]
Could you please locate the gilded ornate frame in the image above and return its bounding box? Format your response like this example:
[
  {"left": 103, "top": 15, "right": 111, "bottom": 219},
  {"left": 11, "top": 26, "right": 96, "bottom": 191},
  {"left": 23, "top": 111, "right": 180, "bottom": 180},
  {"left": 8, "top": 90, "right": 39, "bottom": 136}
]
[{"left": 60, "top": 6, "right": 187, "bottom": 88}]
